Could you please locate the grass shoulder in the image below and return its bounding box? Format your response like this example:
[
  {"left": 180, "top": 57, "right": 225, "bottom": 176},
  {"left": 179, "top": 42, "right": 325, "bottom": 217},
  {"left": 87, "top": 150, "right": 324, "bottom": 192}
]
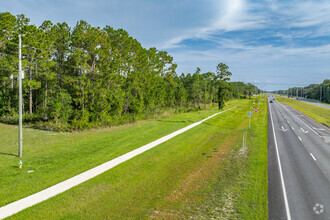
[{"left": 162, "top": 95, "right": 268, "bottom": 219}]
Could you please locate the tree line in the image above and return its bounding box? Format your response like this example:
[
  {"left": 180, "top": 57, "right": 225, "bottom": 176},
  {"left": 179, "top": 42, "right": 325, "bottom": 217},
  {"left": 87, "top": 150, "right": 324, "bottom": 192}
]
[
  {"left": 273, "top": 79, "right": 330, "bottom": 104},
  {"left": 0, "top": 12, "right": 258, "bottom": 130}
]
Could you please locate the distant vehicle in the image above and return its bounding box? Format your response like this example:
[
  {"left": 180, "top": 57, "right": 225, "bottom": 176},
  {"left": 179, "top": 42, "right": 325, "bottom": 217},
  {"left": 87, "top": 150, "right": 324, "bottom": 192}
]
[{"left": 270, "top": 100, "right": 273, "bottom": 103}]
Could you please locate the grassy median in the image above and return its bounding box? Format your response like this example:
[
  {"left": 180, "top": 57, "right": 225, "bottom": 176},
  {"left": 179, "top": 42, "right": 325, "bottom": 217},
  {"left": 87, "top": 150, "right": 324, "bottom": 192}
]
[{"left": 1, "top": 98, "right": 268, "bottom": 219}]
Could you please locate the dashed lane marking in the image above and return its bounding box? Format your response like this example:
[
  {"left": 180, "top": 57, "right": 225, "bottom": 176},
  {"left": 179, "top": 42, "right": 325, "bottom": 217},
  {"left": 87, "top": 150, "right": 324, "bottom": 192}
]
[{"left": 310, "top": 153, "right": 316, "bottom": 161}]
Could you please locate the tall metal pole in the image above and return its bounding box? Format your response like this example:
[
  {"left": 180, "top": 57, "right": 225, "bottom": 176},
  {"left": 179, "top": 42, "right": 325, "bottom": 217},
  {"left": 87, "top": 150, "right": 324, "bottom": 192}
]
[
  {"left": 320, "top": 86, "right": 322, "bottom": 102},
  {"left": 18, "top": 34, "right": 23, "bottom": 157},
  {"left": 296, "top": 88, "right": 298, "bottom": 98}
]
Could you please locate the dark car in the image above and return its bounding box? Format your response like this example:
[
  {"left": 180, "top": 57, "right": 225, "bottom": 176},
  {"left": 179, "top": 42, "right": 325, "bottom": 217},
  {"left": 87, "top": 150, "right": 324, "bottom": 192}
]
[{"left": 270, "top": 100, "right": 273, "bottom": 103}]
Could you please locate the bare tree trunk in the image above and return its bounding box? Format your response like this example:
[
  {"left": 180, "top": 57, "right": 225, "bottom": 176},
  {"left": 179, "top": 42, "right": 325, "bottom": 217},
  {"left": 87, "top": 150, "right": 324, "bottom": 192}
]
[
  {"left": 44, "top": 76, "right": 48, "bottom": 119},
  {"left": 29, "top": 66, "right": 32, "bottom": 115},
  {"left": 81, "top": 83, "right": 85, "bottom": 119},
  {"left": 22, "top": 97, "right": 24, "bottom": 115}
]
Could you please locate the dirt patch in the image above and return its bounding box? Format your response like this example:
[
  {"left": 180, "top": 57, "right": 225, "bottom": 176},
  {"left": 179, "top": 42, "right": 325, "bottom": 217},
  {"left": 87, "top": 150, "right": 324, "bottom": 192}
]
[
  {"left": 166, "top": 134, "right": 237, "bottom": 202},
  {"left": 150, "top": 119, "right": 249, "bottom": 218}
]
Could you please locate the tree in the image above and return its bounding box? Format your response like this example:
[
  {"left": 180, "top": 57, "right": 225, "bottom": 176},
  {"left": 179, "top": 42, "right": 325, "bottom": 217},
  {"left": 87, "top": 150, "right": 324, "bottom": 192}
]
[
  {"left": 0, "top": 12, "right": 263, "bottom": 131},
  {"left": 216, "top": 62, "right": 232, "bottom": 109}
]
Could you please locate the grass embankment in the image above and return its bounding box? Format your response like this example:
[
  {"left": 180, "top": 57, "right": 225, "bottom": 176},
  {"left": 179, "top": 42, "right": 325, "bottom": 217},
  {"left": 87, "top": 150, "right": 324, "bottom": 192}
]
[
  {"left": 276, "top": 96, "right": 330, "bottom": 127},
  {"left": 1, "top": 98, "right": 268, "bottom": 219},
  {"left": 153, "top": 96, "right": 268, "bottom": 219}
]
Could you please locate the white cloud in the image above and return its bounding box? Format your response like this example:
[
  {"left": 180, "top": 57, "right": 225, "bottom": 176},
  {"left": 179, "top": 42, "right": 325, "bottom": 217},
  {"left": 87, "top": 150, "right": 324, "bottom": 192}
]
[
  {"left": 263, "top": 0, "right": 330, "bottom": 37},
  {"left": 211, "top": 0, "right": 264, "bottom": 31},
  {"left": 289, "top": 1, "right": 330, "bottom": 28},
  {"left": 158, "top": 0, "right": 265, "bottom": 49},
  {"left": 159, "top": 0, "right": 330, "bottom": 49}
]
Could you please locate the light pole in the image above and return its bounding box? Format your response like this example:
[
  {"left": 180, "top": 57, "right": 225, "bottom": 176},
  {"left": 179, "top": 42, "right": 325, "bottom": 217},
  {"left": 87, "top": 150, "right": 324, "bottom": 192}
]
[{"left": 18, "top": 34, "right": 23, "bottom": 157}]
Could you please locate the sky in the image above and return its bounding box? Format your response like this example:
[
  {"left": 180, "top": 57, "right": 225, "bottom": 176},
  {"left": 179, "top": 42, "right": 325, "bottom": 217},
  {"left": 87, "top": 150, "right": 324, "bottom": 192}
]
[{"left": 1, "top": 0, "right": 330, "bottom": 91}]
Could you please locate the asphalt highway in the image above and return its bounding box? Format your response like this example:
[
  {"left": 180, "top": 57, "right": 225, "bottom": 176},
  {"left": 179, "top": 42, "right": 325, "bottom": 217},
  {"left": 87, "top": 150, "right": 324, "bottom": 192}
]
[{"left": 268, "top": 97, "right": 330, "bottom": 220}]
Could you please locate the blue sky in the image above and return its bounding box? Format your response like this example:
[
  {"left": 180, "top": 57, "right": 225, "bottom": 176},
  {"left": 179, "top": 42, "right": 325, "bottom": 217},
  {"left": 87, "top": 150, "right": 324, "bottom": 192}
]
[{"left": 2, "top": 0, "right": 330, "bottom": 90}]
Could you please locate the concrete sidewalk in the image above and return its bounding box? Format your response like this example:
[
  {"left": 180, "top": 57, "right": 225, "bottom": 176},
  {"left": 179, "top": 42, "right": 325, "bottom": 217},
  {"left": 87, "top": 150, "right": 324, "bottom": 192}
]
[{"left": 0, "top": 106, "right": 236, "bottom": 219}]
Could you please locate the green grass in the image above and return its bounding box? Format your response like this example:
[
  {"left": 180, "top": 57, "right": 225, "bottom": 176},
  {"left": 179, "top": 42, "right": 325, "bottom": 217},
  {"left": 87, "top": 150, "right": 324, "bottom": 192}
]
[
  {"left": 1, "top": 98, "right": 268, "bottom": 219},
  {"left": 276, "top": 96, "right": 330, "bottom": 127},
  {"left": 1, "top": 107, "right": 220, "bottom": 207},
  {"left": 152, "top": 95, "right": 268, "bottom": 219}
]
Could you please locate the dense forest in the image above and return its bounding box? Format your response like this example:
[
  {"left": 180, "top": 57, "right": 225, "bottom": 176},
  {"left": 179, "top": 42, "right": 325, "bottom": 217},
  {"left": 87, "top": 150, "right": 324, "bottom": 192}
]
[
  {"left": 0, "top": 12, "right": 259, "bottom": 131},
  {"left": 273, "top": 79, "right": 330, "bottom": 104}
]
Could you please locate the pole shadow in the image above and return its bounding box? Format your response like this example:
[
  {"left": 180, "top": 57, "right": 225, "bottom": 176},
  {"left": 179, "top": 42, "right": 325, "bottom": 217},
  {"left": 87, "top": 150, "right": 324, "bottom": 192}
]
[{"left": 0, "top": 152, "right": 18, "bottom": 157}]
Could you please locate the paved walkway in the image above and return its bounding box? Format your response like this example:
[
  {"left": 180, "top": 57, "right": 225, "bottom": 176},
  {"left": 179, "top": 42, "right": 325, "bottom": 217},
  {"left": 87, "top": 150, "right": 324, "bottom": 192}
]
[{"left": 0, "top": 106, "right": 236, "bottom": 219}]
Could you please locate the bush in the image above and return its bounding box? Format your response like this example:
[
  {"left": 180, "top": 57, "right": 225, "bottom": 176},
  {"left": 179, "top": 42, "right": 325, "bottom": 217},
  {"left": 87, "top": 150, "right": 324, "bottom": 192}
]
[
  {"left": 0, "top": 115, "right": 18, "bottom": 124},
  {"left": 33, "top": 121, "right": 71, "bottom": 132}
]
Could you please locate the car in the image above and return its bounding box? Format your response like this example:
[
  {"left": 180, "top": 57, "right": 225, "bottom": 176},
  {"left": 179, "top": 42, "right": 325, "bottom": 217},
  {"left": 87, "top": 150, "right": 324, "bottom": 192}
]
[{"left": 270, "top": 100, "right": 273, "bottom": 103}]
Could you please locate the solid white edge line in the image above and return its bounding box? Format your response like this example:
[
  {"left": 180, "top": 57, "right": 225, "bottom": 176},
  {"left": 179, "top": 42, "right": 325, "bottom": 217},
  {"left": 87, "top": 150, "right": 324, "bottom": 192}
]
[
  {"left": 279, "top": 103, "right": 319, "bottom": 137},
  {"left": 0, "top": 106, "right": 236, "bottom": 219},
  {"left": 298, "top": 136, "right": 302, "bottom": 141},
  {"left": 310, "top": 153, "right": 316, "bottom": 161},
  {"left": 269, "top": 99, "right": 292, "bottom": 220}
]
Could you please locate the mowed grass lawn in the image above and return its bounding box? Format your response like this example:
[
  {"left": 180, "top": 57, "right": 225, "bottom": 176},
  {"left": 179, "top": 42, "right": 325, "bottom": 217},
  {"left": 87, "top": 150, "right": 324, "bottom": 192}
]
[
  {"left": 1, "top": 98, "right": 268, "bottom": 219},
  {"left": 276, "top": 96, "right": 330, "bottom": 127}
]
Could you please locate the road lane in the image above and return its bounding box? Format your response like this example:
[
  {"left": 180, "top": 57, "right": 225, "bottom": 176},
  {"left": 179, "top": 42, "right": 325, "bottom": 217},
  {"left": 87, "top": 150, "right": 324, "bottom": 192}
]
[
  {"left": 284, "top": 104, "right": 330, "bottom": 142},
  {"left": 268, "top": 97, "right": 330, "bottom": 220},
  {"left": 277, "top": 102, "right": 330, "bottom": 180},
  {"left": 268, "top": 98, "right": 290, "bottom": 220}
]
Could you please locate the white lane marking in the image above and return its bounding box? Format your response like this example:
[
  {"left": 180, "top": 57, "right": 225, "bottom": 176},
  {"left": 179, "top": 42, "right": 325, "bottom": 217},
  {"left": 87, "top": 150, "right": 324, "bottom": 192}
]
[
  {"left": 287, "top": 121, "right": 290, "bottom": 124},
  {"left": 310, "top": 153, "right": 316, "bottom": 161},
  {"left": 0, "top": 107, "right": 237, "bottom": 219},
  {"left": 298, "top": 136, "right": 302, "bottom": 141},
  {"left": 299, "top": 127, "right": 308, "bottom": 134},
  {"left": 269, "top": 100, "right": 292, "bottom": 220},
  {"left": 313, "top": 127, "right": 325, "bottom": 131},
  {"left": 291, "top": 127, "right": 294, "bottom": 130},
  {"left": 280, "top": 126, "right": 288, "bottom": 132},
  {"left": 280, "top": 103, "right": 320, "bottom": 137}
]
